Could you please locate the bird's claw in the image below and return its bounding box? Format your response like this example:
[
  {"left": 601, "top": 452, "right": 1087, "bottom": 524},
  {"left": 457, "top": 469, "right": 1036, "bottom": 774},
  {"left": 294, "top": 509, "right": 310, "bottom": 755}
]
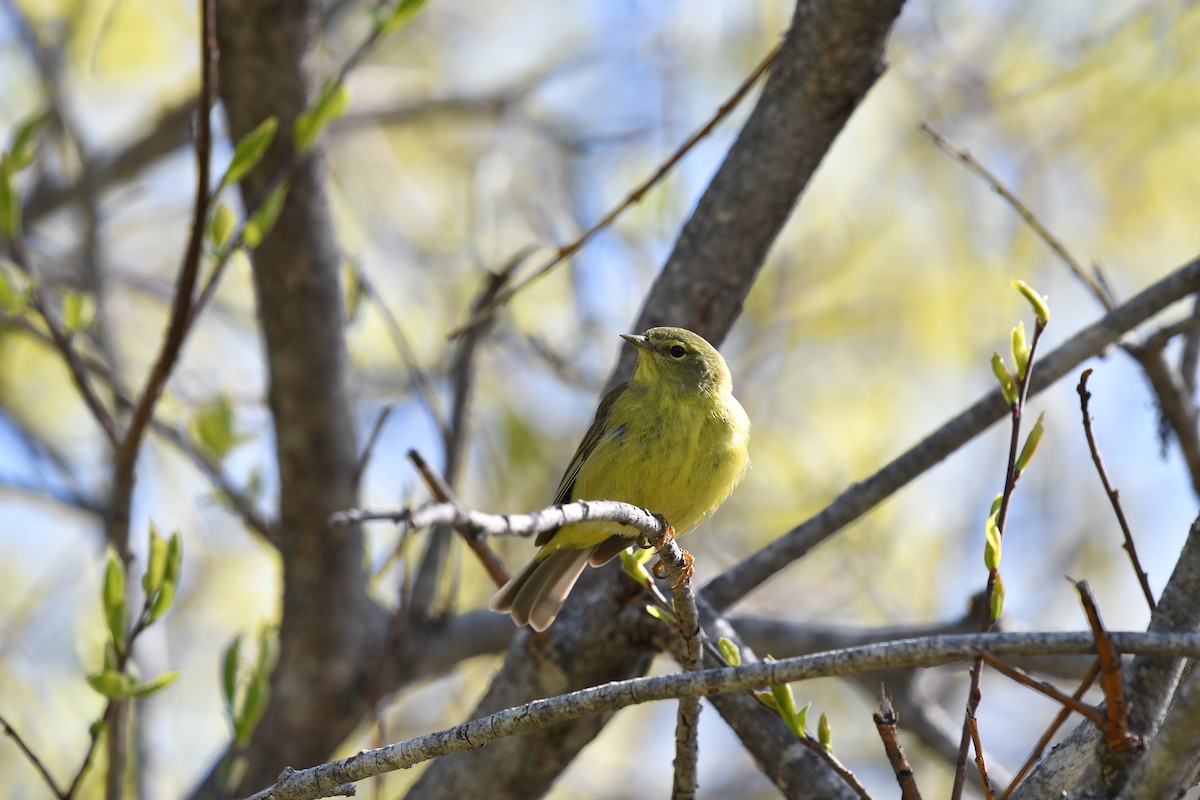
[
  {"left": 652, "top": 547, "right": 694, "bottom": 588},
  {"left": 636, "top": 517, "right": 675, "bottom": 551}
]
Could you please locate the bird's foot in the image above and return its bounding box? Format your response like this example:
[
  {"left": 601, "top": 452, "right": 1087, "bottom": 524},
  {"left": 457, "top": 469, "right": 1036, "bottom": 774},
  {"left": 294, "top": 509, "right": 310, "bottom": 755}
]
[
  {"left": 651, "top": 546, "right": 694, "bottom": 587},
  {"left": 636, "top": 516, "right": 675, "bottom": 551}
]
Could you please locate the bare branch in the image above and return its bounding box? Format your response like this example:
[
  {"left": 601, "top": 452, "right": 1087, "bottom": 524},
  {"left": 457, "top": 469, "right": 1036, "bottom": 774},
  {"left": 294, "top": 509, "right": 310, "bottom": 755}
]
[
  {"left": 873, "top": 690, "right": 923, "bottom": 800},
  {"left": 704, "top": 253, "right": 1200, "bottom": 612},
  {"left": 243, "top": 630, "right": 1200, "bottom": 800},
  {"left": 920, "top": 123, "right": 1113, "bottom": 309},
  {"left": 1077, "top": 369, "right": 1155, "bottom": 610}
]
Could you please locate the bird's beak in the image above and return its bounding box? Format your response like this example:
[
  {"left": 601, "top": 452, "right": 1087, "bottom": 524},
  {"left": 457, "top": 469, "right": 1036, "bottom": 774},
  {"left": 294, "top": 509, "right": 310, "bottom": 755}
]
[{"left": 620, "top": 333, "right": 650, "bottom": 351}]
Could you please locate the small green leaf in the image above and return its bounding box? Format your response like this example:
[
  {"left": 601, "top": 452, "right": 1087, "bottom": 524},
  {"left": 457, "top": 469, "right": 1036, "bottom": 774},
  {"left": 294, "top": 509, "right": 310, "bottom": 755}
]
[
  {"left": 1011, "top": 321, "right": 1030, "bottom": 381},
  {"left": 372, "top": 0, "right": 428, "bottom": 36},
  {"left": 142, "top": 524, "right": 168, "bottom": 595},
  {"left": 990, "top": 574, "right": 1005, "bottom": 621},
  {"left": 343, "top": 262, "right": 366, "bottom": 323},
  {"left": 1012, "top": 279, "right": 1050, "bottom": 325},
  {"left": 0, "top": 162, "right": 20, "bottom": 240},
  {"left": 209, "top": 202, "right": 237, "bottom": 252},
  {"left": 769, "top": 678, "right": 805, "bottom": 738},
  {"left": 191, "top": 394, "right": 246, "bottom": 459},
  {"left": 619, "top": 548, "right": 653, "bottom": 587},
  {"left": 88, "top": 718, "right": 106, "bottom": 738},
  {"left": 754, "top": 690, "right": 779, "bottom": 711},
  {"left": 990, "top": 352, "right": 1017, "bottom": 406},
  {"left": 644, "top": 603, "right": 676, "bottom": 624},
  {"left": 989, "top": 493, "right": 1003, "bottom": 517},
  {"left": 294, "top": 82, "right": 349, "bottom": 154},
  {"left": 103, "top": 551, "right": 126, "bottom": 647},
  {"left": 220, "top": 117, "right": 278, "bottom": 191},
  {"left": 235, "top": 669, "right": 270, "bottom": 746},
  {"left": 87, "top": 670, "right": 138, "bottom": 699},
  {"left": 0, "top": 260, "right": 28, "bottom": 313},
  {"left": 9, "top": 110, "right": 52, "bottom": 172},
  {"left": 222, "top": 633, "right": 243, "bottom": 711},
  {"left": 62, "top": 291, "right": 95, "bottom": 335},
  {"left": 164, "top": 531, "right": 183, "bottom": 588},
  {"left": 148, "top": 581, "right": 175, "bottom": 623},
  {"left": 129, "top": 670, "right": 180, "bottom": 698},
  {"left": 984, "top": 512, "right": 1002, "bottom": 571},
  {"left": 1015, "top": 412, "right": 1046, "bottom": 474},
  {"left": 818, "top": 712, "right": 833, "bottom": 752},
  {"left": 717, "top": 637, "right": 742, "bottom": 667},
  {"left": 242, "top": 181, "right": 289, "bottom": 249}
]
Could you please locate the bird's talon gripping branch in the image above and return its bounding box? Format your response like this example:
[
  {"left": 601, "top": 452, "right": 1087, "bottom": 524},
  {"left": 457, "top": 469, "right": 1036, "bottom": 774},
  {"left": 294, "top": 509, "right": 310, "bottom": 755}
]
[
  {"left": 651, "top": 547, "right": 694, "bottom": 586},
  {"left": 653, "top": 520, "right": 677, "bottom": 552}
]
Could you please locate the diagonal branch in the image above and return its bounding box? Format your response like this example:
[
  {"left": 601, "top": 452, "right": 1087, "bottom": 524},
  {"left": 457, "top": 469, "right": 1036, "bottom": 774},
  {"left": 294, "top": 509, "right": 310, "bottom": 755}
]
[
  {"left": 704, "top": 253, "right": 1200, "bottom": 612},
  {"left": 245, "top": 630, "right": 1200, "bottom": 800}
]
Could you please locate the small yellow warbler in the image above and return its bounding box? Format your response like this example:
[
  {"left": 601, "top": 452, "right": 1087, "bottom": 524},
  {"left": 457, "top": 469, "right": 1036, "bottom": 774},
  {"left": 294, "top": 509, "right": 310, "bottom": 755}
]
[{"left": 491, "top": 326, "right": 750, "bottom": 631}]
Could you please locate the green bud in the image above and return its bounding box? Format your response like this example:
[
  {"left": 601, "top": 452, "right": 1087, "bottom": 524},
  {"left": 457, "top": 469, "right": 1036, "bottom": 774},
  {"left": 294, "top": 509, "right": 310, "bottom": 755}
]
[
  {"left": 103, "top": 551, "right": 126, "bottom": 648},
  {"left": 164, "top": 531, "right": 183, "bottom": 587},
  {"left": 294, "top": 82, "right": 349, "bottom": 154},
  {"left": 242, "top": 181, "right": 289, "bottom": 249},
  {"left": 0, "top": 163, "right": 20, "bottom": 240},
  {"left": 989, "top": 493, "right": 1003, "bottom": 517},
  {"left": 148, "top": 581, "right": 175, "bottom": 623},
  {"left": 142, "top": 524, "right": 168, "bottom": 595},
  {"left": 62, "top": 291, "right": 95, "bottom": 335},
  {"left": 1012, "top": 279, "right": 1050, "bottom": 325},
  {"left": 990, "top": 574, "right": 1005, "bottom": 621},
  {"left": 818, "top": 712, "right": 833, "bottom": 752},
  {"left": 754, "top": 690, "right": 779, "bottom": 711},
  {"left": 1011, "top": 321, "right": 1030, "bottom": 380},
  {"left": 984, "top": 512, "right": 1002, "bottom": 571},
  {"left": 219, "top": 117, "right": 278, "bottom": 191},
  {"left": 373, "top": 0, "right": 427, "bottom": 36},
  {"left": 991, "top": 353, "right": 1018, "bottom": 405},
  {"left": 1015, "top": 412, "right": 1046, "bottom": 474},
  {"left": 717, "top": 637, "right": 742, "bottom": 667},
  {"left": 209, "top": 202, "right": 236, "bottom": 252},
  {"left": 9, "top": 110, "right": 52, "bottom": 172},
  {"left": 236, "top": 669, "right": 270, "bottom": 746},
  {"left": 87, "top": 670, "right": 137, "bottom": 700},
  {"left": 130, "top": 670, "right": 180, "bottom": 698},
  {"left": 222, "top": 633, "right": 243, "bottom": 710}
]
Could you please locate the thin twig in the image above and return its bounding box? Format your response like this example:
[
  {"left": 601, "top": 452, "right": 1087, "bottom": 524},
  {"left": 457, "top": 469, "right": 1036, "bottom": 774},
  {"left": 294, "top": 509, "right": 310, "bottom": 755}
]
[
  {"left": 331, "top": 497, "right": 667, "bottom": 544},
  {"left": 1074, "top": 580, "right": 1137, "bottom": 751},
  {"left": 1077, "top": 369, "right": 1156, "bottom": 610},
  {"left": 404, "top": 451, "right": 510, "bottom": 588},
  {"left": 242, "top": 631, "right": 1200, "bottom": 800},
  {"left": 355, "top": 269, "right": 448, "bottom": 443},
  {"left": 447, "top": 41, "right": 783, "bottom": 340},
  {"left": 5, "top": 240, "right": 120, "bottom": 446},
  {"left": 979, "top": 652, "right": 1104, "bottom": 727},
  {"left": 657, "top": 537, "right": 702, "bottom": 800},
  {"left": 952, "top": 318, "right": 1047, "bottom": 800},
  {"left": 920, "top": 123, "right": 1113, "bottom": 310},
  {"left": 873, "top": 690, "right": 922, "bottom": 800},
  {"left": 353, "top": 403, "right": 394, "bottom": 490},
  {"left": 967, "top": 716, "right": 996, "bottom": 800},
  {"left": 1, "top": 713, "right": 66, "bottom": 799},
  {"left": 1001, "top": 660, "right": 1100, "bottom": 799}
]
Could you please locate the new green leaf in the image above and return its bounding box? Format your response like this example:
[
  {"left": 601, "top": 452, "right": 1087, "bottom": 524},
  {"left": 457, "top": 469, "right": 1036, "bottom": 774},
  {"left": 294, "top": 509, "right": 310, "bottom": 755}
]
[
  {"left": 219, "top": 117, "right": 278, "bottom": 191},
  {"left": 294, "top": 82, "right": 349, "bottom": 154}
]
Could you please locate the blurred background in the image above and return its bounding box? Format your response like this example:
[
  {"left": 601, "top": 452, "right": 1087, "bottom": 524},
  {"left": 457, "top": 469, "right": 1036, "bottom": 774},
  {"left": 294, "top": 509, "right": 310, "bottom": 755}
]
[{"left": 2, "top": 0, "right": 1199, "bottom": 797}]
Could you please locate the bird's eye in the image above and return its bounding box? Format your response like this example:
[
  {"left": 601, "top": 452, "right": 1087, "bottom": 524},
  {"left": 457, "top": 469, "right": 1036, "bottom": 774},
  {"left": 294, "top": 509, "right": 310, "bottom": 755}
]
[{"left": 669, "top": 345, "right": 686, "bottom": 358}]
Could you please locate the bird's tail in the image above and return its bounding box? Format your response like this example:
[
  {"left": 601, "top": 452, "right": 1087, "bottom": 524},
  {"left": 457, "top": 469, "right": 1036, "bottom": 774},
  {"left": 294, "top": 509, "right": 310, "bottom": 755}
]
[{"left": 490, "top": 547, "right": 592, "bottom": 632}]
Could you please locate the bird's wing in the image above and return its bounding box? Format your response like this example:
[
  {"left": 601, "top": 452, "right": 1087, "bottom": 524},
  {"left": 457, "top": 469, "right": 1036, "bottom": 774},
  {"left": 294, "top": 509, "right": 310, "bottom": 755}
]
[{"left": 534, "top": 381, "right": 626, "bottom": 546}]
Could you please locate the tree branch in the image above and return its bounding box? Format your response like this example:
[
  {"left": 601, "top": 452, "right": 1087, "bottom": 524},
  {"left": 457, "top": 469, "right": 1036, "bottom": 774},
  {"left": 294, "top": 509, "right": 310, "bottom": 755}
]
[{"left": 245, "top": 630, "right": 1200, "bottom": 800}]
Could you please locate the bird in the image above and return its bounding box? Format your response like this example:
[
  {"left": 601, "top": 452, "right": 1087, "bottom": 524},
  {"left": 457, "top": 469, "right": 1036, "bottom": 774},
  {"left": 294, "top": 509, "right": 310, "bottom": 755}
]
[{"left": 490, "top": 326, "right": 750, "bottom": 631}]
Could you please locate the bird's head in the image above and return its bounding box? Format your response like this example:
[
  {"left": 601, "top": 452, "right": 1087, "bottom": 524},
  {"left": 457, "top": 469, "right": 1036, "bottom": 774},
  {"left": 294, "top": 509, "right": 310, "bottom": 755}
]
[{"left": 621, "top": 327, "right": 732, "bottom": 396}]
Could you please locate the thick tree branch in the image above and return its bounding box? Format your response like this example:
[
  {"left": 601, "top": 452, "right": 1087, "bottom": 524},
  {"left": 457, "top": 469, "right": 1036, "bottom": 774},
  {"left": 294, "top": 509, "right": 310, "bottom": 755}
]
[
  {"left": 414, "top": 2, "right": 909, "bottom": 794},
  {"left": 705, "top": 253, "right": 1200, "bottom": 611}
]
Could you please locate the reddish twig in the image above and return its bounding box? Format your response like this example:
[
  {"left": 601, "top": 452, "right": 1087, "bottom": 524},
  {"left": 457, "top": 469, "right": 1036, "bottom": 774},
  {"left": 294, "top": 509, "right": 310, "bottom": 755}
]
[
  {"left": 967, "top": 716, "right": 997, "bottom": 800},
  {"left": 920, "top": 124, "right": 1113, "bottom": 310},
  {"left": 980, "top": 652, "right": 1104, "bottom": 727},
  {"left": 1001, "top": 660, "right": 1100, "bottom": 799},
  {"left": 447, "top": 42, "right": 783, "bottom": 340},
  {"left": 405, "top": 450, "right": 509, "bottom": 588},
  {"left": 873, "top": 689, "right": 922, "bottom": 800},
  {"left": 1076, "top": 369, "right": 1156, "bottom": 611},
  {"left": 1074, "top": 580, "right": 1137, "bottom": 751}
]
